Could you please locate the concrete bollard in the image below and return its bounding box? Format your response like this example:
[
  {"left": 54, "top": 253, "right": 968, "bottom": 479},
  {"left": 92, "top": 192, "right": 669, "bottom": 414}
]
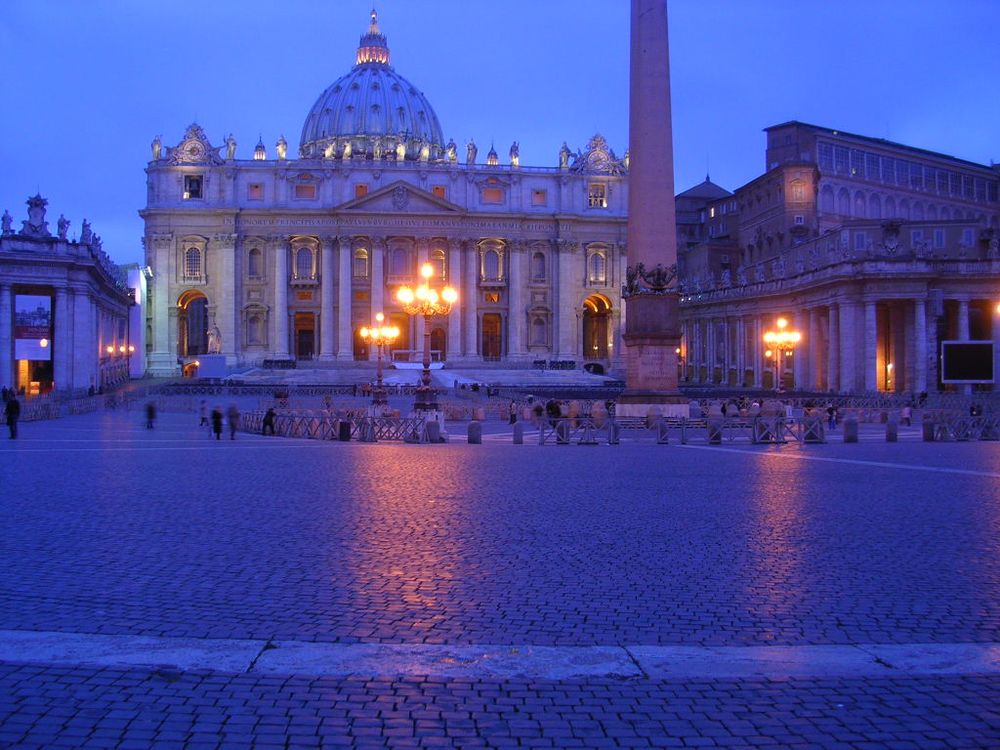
[
  {"left": 425, "top": 420, "right": 441, "bottom": 443},
  {"left": 922, "top": 418, "right": 935, "bottom": 442},
  {"left": 843, "top": 416, "right": 859, "bottom": 443},
  {"left": 556, "top": 419, "right": 571, "bottom": 445},
  {"left": 512, "top": 422, "right": 524, "bottom": 445},
  {"left": 607, "top": 421, "right": 620, "bottom": 445},
  {"left": 886, "top": 418, "right": 898, "bottom": 442},
  {"left": 656, "top": 419, "right": 669, "bottom": 445},
  {"left": 467, "top": 421, "right": 482, "bottom": 444},
  {"left": 707, "top": 417, "right": 723, "bottom": 445}
]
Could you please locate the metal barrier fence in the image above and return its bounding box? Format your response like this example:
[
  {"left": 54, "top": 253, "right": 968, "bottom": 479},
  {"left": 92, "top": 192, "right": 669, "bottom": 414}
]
[
  {"left": 929, "top": 414, "right": 1000, "bottom": 441},
  {"left": 239, "top": 410, "right": 428, "bottom": 443},
  {"left": 533, "top": 416, "right": 828, "bottom": 446}
]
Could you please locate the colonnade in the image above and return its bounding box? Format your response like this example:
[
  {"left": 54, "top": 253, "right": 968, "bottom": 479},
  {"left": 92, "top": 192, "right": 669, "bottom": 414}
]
[{"left": 682, "top": 295, "right": 1000, "bottom": 394}]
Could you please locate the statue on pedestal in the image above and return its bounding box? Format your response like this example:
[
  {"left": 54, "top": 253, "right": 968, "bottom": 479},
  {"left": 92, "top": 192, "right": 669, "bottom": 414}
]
[
  {"left": 80, "top": 219, "right": 93, "bottom": 244},
  {"left": 151, "top": 135, "right": 162, "bottom": 161},
  {"left": 559, "top": 142, "right": 571, "bottom": 169},
  {"left": 225, "top": 133, "right": 236, "bottom": 160},
  {"left": 207, "top": 326, "right": 222, "bottom": 354},
  {"left": 1, "top": 210, "right": 12, "bottom": 236},
  {"left": 395, "top": 137, "right": 406, "bottom": 161},
  {"left": 466, "top": 138, "right": 477, "bottom": 165},
  {"left": 57, "top": 214, "right": 69, "bottom": 240},
  {"left": 509, "top": 141, "right": 520, "bottom": 168},
  {"left": 276, "top": 135, "right": 288, "bottom": 161},
  {"left": 446, "top": 138, "right": 457, "bottom": 162},
  {"left": 372, "top": 136, "right": 383, "bottom": 160}
]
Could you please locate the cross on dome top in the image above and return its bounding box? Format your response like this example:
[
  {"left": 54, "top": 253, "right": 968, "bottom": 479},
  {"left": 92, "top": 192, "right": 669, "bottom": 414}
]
[{"left": 356, "top": 8, "right": 390, "bottom": 66}]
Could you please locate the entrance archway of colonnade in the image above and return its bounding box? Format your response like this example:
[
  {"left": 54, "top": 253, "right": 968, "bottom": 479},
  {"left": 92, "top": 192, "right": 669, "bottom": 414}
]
[
  {"left": 176, "top": 290, "right": 208, "bottom": 357},
  {"left": 582, "top": 294, "right": 612, "bottom": 361}
]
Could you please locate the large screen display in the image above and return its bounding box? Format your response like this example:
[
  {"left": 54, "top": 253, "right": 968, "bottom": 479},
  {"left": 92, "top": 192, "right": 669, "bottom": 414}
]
[
  {"left": 940, "top": 341, "right": 994, "bottom": 383},
  {"left": 13, "top": 294, "right": 52, "bottom": 361}
]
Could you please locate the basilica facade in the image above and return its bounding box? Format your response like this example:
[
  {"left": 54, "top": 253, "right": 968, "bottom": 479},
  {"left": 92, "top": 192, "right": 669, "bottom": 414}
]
[{"left": 141, "top": 11, "right": 628, "bottom": 377}]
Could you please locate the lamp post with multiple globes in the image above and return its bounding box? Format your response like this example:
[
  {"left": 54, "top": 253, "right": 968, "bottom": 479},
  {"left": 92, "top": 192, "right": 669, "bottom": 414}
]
[
  {"left": 395, "top": 263, "right": 457, "bottom": 414},
  {"left": 763, "top": 317, "right": 801, "bottom": 394},
  {"left": 359, "top": 312, "right": 399, "bottom": 411}
]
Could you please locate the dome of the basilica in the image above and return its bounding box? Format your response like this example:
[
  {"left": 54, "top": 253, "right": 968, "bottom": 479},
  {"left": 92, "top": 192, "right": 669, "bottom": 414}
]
[{"left": 299, "top": 11, "right": 445, "bottom": 160}]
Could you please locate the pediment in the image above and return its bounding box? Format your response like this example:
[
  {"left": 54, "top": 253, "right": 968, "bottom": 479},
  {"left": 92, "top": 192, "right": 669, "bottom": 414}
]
[{"left": 338, "top": 181, "right": 462, "bottom": 213}]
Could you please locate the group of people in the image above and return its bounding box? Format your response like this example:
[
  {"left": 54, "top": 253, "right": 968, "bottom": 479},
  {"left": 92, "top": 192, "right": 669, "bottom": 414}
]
[
  {"left": 198, "top": 400, "right": 241, "bottom": 440},
  {"left": 1, "top": 386, "right": 21, "bottom": 439}
]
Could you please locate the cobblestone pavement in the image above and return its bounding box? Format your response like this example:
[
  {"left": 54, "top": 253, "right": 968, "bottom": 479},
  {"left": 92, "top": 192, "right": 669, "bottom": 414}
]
[{"left": 1, "top": 409, "right": 999, "bottom": 747}]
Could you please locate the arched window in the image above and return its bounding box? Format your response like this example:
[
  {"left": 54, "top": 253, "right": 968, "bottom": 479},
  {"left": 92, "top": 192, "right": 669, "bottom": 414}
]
[
  {"left": 853, "top": 191, "right": 865, "bottom": 218},
  {"left": 430, "top": 248, "right": 446, "bottom": 279},
  {"left": 353, "top": 248, "right": 369, "bottom": 278},
  {"left": 483, "top": 249, "right": 500, "bottom": 281},
  {"left": 391, "top": 247, "right": 409, "bottom": 277},
  {"left": 531, "top": 316, "right": 547, "bottom": 346},
  {"left": 790, "top": 180, "right": 805, "bottom": 202},
  {"left": 913, "top": 202, "right": 925, "bottom": 220},
  {"left": 819, "top": 185, "right": 834, "bottom": 213},
  {"left": 837, "top": 188, "right": 850, "bottom": 215},
  {"left": 885, "top": 196, "right": 896, "bottom": 218},
  {"left": 295, "top": 248, "right": 313, "bottom": 279},
  {"left": 868, "top": 194, "right": 881, "bottom": 219},
  {"left": 184, "top": 247, "right": 201, "bottom": 278},
  {"left": 940, "top": 206, "right": 951, "bottom": 220},
  {"left": 248, "top": 248, "right": 262, "bottom": 279},
  {"left": 248, "top": 314, "right": 262, "bottom": 345},
  {"left": 927, "top": 205, "right": 938, "bottom": 220},
  {"left": 588, "top": 252, "right": 606, "bottom": 284},
  {"left": 531, "top": 252, "right": 546, "bottom": 281}
]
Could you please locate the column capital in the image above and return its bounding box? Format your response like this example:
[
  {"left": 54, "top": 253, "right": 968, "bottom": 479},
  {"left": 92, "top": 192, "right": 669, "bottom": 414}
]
[
  {"left": 448, "top": 238, "right": 464, "bottom": 253},
  {"left": 371, "top": 237, "right": 387, "bottom": 252}
]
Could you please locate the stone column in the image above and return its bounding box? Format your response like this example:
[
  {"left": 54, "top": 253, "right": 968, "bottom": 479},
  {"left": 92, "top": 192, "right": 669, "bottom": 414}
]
[
  {"left": 827, "top": 304, "right": 840, "bottom": 393},
  {"left": 0, "top": 284, "right": 12, "bottom": 390},
  {"left": 148, "top": 233, "right": 175, "bottom": 376},
  {"left": 319, "top": 236, "right": 335, "bottom": 360},
  {"left": 54, "top": 289, "right": 71, "bottom": 392},
  {"left": 464, "top": 241, "right": 479, "bottom": 359},
  {"left": 447, "top": 239, "right": 463, "bottom": 361},
  {"left": 621, "top": 0, "right": 682, "bottom": 406},
  {"left": 735, "top": 318, "right": 745, "bottom": 387},
  {"left": 556, "top": 240, "right": 578, "bottom": 358},
  {"left": 993, "top": 302, "right": 1000, "bottom": 395},
  {"left": 863, "top": 300, "right": 878, "bottom": 392},
  {"left": 215, "top": 233, "right": 237, "bottom": 363},
  {"left": 792, "top": 310, "right": 806, "bottom": 391},
  {"left": 273, "top": 239, "right": 289, "bottom": 358},
  {"left": 752, "top": 318, "right": 763, "bottom": 388},
  {"left": 414, "top": 238, "right": 429, "bottom": 347},
  {"left": 957, "top": 298, "right": 971, "bottom": 394},
  {"left": 914, "top": 298, "right": 927, "bottom": 393},
  {"left": 72, "top": 291, "right": 93, "bottom": 390},
  {"left": 808, "top": 309, "right": 821, "bottom": 390},
  {"left": 507, "top": 240, "right": 524, "bottom": 360},
  {"left": 706, "top": 319, "right": 716, "bottom": 383},
  {"left": 839, "top": 302, "right": 858, "bottom": 393},
  {"left": 337, "top": 236, "right": 353, "bottom": 359},
  {"left": 370, "top": 237, "right": 385, "bottom": 320}
]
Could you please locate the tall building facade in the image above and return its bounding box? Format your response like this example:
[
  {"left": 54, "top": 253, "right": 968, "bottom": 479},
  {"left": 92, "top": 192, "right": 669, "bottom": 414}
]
[
  {"left": 678, "top": 122, "right": 1000, "bottom": 393},
  {"left": 141, "top": 12, "right": 628, "bottom": 377}
]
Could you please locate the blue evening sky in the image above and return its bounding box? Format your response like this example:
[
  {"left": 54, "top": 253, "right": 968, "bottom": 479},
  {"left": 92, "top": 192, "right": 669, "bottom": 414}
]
[{"left": 2, "top": 0, "right": 998, "bottom": 264}]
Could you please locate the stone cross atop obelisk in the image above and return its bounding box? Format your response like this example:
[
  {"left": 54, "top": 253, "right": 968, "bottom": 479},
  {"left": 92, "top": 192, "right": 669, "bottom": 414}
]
[{"left": 618, "top": 0, "right": 685, "bottom": 416}]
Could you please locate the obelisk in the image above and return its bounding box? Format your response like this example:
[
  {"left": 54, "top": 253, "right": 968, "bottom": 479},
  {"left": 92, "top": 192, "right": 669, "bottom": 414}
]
[{"left": 618, "top": 0, "right": 684, "bottom": 417}]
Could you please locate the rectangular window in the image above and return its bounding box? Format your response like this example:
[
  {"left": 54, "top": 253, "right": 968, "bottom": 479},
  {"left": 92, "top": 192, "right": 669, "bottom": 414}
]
[
  {"left": 432, "top": 185, "right": 447, "bottom": 199},
  {"left": 849, "top": 149, "right": 863, "bottom": 177},
  {"left": 895, "top": 160, "right": 907, "bottom": 186},
  {"left": 937, "top": 170, "right": 948, "bottom": 194},
  {"left": 962, "top": 175, "right": 974, "bottom": 199},
  {"left": 933, "top": 229, "right": 945, "bottom": 249},
  {"left": 709, "top": 206, "right": 716, "bottom": 218},
  {"left": 989, "top": 182, "right": 998, "bottom": 203},
  {"left": 817, "top": 142, "right": 834, "bottom": 171},
  {"left": 794, "top": 215, "right": 804, "bottom": 225},
  {"left": 183, "top": 175, "right": 203, "bottom": 200},
  {"left": 975, "top": 179, "right": 987, "bottom": 202},
  {"left": 911, "top": 230, "right": 924, "bottom": 246},
  {"left": 865, "top": 153, "right": 880, "bottom": 181},
  {"left": 354, "top": 184, "right": 369, "bottom": 199},
  {"left": 294, "top": 184, "right": 317, "bottom": 200},
  {"left": 531, "top": 189, "right": 547, "bottom": 206},
  {"left": 247, "top": 183, "right": 263, "bottom": 200},
  {"left": 962, "top": 228, "right": 975, "bottom": 246},
  {"left": 484, "top": 291, "right": 500, "bottom": 304},
  {"left": 481, "top": 187, "right": 504, "bottom": 204},
  {"left": 834, "top": 146, "right": 849, "bottom": 175},
  {"left": 949, "top": 173, "right": 961, "bottom": 196},
  {"left": 587, "top": 183, "right": 608, "bottom": 208},
  {"left": 925, "top": 166, "right": 936, "bottom": 191},
  {"left": 881, "top": 157, "right": 895, "bottom": 185},
  {"left": 854, "top": 232, "right": 867, "bottom": 251}
]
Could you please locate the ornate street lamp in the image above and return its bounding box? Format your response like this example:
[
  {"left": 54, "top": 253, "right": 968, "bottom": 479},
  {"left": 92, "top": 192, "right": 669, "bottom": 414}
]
[
  {"left": 396, "top": 262, "right": 458, "bottom": 414},
  {"left": 763, "top": 317, "right": 801, "bottom": 394},
  {"left": 359, "top": 312, "right": 400, "bottom": 411}
]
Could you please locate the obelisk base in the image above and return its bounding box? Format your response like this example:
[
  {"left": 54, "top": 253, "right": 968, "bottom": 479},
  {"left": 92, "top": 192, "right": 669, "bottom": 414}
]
[{"left": 617, "top": 293, "right": 687, "bottom": 417}]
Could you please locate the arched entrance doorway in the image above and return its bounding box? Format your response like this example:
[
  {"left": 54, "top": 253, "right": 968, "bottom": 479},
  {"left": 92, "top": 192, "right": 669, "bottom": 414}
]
[
  {"left": 353, "top": 327, "right": 369, "bottom": 361},
  {"left": 177, "top": 290, "right": 208, "bottom": 357},
  {"left": 582, "top": 294, "right": 611, "bottom": 360},
  {"left": 481, "top": 314, "right": 502, "bottom": 361}
]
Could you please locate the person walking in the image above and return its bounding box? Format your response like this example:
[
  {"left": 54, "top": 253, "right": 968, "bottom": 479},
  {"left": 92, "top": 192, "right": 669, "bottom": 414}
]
[
  {"left": 226, "top": 403, "right": 240, "bottom": 440},
  {"left": 145, "top": 401, "right": 157, "bottom": 429},
  {"left": 262, "top": 407, "right": 276, "bottom": 435},
  {"left": 508, "top": 400, "right": 517, "bottom": 424},
  {"left": 199, "top": 400, "right": 208, "bottom": 426},
  {"left": 4, "top": 393, "right": 20, "bottom": 439},
  {"left": 211, "top": 406, "right": 223, "bottom": 440}
]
